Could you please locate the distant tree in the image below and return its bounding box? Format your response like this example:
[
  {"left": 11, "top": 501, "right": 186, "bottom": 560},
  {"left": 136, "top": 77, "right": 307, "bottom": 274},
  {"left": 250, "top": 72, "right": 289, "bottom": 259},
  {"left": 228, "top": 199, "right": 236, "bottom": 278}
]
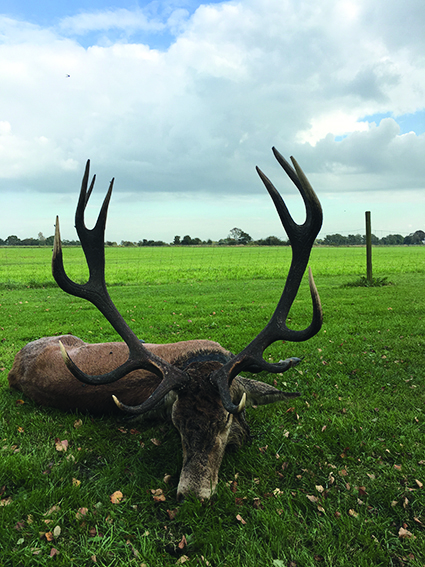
[
  {"left": 5, "top": 235, "right": 21, "bottom": 246},
  {"left": 229, "top": 227, "right": 252, "bottom": 245},
  {"left": 173, "top": 235, "right": 181, "bottom": 245},
  {"left": 105, "top": 241, "right": 117, "bottom": 247},
  {"left": 21, "top": 237, "right": 39, "bottom": 246},
  {"left": 322, "top": 234, "right": 346, "bottom": 246},
  {"left": 380, "top": 234, "right": 404, "bottom": 245},
  {"left": 45, "top": 235, "right": 54, "bottom": 246},
  {"left": 405, "top": 230, "right": 425, "bottom": 245},
  {"left": 346, "top": 234, "right": 364, "bottom": 245},
  {"left": 121, "top": 240, "right": 135, "bottom": 247},
  {"left": 181, "top": 235, "right": 192, "bottom": 245},
  {"left": 38, "top": 232, "right": 46, "bottom": 244},
  {"left": 256, "top": 235, "right": 287, "bottom": 246}
]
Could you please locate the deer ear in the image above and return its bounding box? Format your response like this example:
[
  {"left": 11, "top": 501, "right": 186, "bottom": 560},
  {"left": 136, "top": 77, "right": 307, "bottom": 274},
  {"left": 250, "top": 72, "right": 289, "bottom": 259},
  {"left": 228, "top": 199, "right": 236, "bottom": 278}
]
[{"left": 231, "top": 376, "right": 300, "bottom": 407}]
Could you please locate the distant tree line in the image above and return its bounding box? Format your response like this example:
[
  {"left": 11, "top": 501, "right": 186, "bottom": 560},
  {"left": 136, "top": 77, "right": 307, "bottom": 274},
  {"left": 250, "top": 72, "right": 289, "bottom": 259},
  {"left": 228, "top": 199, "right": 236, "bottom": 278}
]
[
  {"left": 1, "top": 228, "right": 424, "bottom": 247},
  {"left": 316, "top": 230, "right": 425, "bottom": 246}
]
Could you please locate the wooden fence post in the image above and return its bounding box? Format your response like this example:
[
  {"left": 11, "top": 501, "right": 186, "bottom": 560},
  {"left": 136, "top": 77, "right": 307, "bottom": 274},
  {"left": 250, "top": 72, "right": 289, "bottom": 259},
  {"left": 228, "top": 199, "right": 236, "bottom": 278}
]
[{"left": 365, "top": 211, "right": 372, "bottom": 283}]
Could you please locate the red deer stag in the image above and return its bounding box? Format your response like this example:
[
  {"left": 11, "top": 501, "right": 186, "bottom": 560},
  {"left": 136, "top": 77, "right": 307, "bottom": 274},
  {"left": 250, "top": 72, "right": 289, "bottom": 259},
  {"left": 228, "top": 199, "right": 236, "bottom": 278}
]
[{"left": 8, "top": 148, "right": 323, "bottom": 500}]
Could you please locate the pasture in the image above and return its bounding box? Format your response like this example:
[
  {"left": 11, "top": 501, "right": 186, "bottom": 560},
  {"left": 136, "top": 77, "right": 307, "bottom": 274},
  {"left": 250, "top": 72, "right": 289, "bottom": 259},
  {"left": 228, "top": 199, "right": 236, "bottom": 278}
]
[{"left": 0, "top": 245, "right": 424, "bottom": 566}]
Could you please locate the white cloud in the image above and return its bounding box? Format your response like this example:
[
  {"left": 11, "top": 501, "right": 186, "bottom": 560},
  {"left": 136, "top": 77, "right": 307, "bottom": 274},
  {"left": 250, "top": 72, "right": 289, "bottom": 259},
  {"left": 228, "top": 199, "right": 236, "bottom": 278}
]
[{"left": 0, "top": 0, "right": 424, "bottom": 240}]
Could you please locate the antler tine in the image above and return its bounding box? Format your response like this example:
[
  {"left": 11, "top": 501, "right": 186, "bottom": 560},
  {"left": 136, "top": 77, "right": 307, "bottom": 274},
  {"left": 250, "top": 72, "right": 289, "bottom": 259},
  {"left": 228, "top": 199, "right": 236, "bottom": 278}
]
[
  {"left": 52, "top": 160, "right": 189, "bottom": 400},
  {"left": 210, "top": 148, "right": 323, "bottom": 414}
]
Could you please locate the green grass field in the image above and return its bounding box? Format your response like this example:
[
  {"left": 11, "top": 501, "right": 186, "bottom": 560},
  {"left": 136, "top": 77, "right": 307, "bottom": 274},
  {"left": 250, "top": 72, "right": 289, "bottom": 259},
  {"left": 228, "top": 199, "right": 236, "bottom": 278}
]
[{"left": 0, "top": 246, "right": 424, "bottom": 566}]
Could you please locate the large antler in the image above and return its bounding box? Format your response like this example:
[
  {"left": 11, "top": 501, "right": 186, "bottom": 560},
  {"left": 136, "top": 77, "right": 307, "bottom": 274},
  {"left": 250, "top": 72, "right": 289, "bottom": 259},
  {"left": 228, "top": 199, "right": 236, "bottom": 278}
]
[
  {"left": 52, "top": 160, "right": 190, "bottom": 413},
  {"left": 209, "top": 147, "right": 323, "bottom": 413}
]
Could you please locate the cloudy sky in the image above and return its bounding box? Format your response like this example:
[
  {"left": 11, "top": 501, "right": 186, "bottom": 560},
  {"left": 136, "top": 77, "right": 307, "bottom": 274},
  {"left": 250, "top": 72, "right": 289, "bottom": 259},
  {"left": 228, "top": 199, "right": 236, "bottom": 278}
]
[{"left": 0, "top": 0, "right": 424, "bottom": 243}]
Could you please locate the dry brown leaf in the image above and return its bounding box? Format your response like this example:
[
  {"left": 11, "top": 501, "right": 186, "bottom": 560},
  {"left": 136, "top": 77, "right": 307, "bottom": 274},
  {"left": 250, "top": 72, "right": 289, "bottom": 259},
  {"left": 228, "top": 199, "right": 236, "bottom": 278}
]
[
  {"left": 315, "top": 485, "right": 325, "bottom": 493},
  {"left": 163, "top": 474, "right": 172, "bottom": 484},
  {"left": 45, "top": 505, "right": 61, "bottom": 516},
  {"left": 50, "top": 548, "right": 59, "bottom": 557},
  {"left": 339, "top": 469, "right": 348, "bottom": 476},
  {"left": 367, "top": 473, "right": 376, "bottom": 480},
  {"left": 110, "top": 491, "right": 123, "bottom": 504},
  {"left": 176, "top": 556, "right": 189, "bottom": 564},
  {"left": 15, "top": 399, "right": 25, "bottom": 405},
  {"left": 317, "top": 505, "right": 325, "bottom": 513},
  {"left": 45, "top": 532, "right": 54, "bottom": 541},
  {"left": 236, "top": 514, "right": 247, "bottom": 525},
  {"left": 348, "top": 509, "right": 358, "bottom": 517},
  {"left": 91, "top": 555, "right": 97, "bottom": 563},
  {"left": 415, "top": 479, "right": 423, "bottom": 488},
  {"left": 72, "top": 478, "right": 81, "bottom": 487},
  {"left": 151, "top": 438, "right": 161, "bottom": 446},
  {"left": 391, "top": 500, "right": 398, "bottom": 507},
  {"left": 306, "top": 494, "right": 319, "bottom": 503},
  {"left": 334, "top": 511, "right": 341, "bottom": 518},
  {"left": 167, "top": 509, "right": 179, "bottom": 520},
  {"left": 403, "top": 497, "right": 409, "bottom": 509},
  {"left": 74, "top": 419, "right": 83, "bottom": 429},
  {"left": 153, "top": 493, "right": 166, "bottom": 502},
  {"left": 398, "top": 527, "right": 415, "bottom": 539},
  {"left": 76, "top": 507, "right": 88, "bottom": 519},
  {"left": 178, "top": 535, "right": 187, "bottom": 550},
  {"left": 55, "top": 439, "right": 68, "bottom": 452},
  {"left": 393, "top": 464, "right": 402, "bottom": 470}
]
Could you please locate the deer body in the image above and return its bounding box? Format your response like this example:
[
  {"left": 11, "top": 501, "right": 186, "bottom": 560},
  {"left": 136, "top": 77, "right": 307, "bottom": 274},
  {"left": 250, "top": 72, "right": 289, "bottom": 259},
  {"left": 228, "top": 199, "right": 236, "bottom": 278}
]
[
  {"left": 8, "top": 148, "right": 323, "bottom": 500},
  {"left": 8, "top": 335, "right": 230, "bottom": 413}
]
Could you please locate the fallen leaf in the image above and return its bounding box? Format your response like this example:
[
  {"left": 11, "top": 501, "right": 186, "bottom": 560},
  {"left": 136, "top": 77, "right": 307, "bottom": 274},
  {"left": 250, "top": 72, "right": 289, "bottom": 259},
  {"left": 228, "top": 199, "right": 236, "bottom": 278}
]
[
  {"left": 55, "top": 439, "right": 68, "bottom": 452},
  {"left": 53, "top": 526, "right": 61, "bottom": 538},
  {"left": 72, "top": 478, "right": 81, "bottom": 487},
  {"left": 45, "top": 532, "right": 54, "bottom": 542},
  {"left": 317, "top": 505, "right": 325, "bottom": 513},
  {"left": 167, "top": 509, "right": 179, "bottom": 520},
  {"left": 76, "top": 507, "right": 88, "bottom": 519},
  {"left": 178, "top": 535, "right": 187, "bottom": 549},
  {"left": 415, "top": 479, "right": 423, "bottom": 488},
  {"left": 176, "top": 556, "right": 189, "bottom": 564},
  {"left": 391, "top": 500, "right": 398, "bottom": 507},
  {"left": 366, "top": 473, "right": 376, "bottom": 480},
  {"left": 348, "top": 509, "right": 358, "bottom": 517},
  {"left": 151, "top": 438, "right": 161, "bottom": 446},
  {"left": 74, "top": 419, "right": 83, "bottom": 429},
  {"left": 45, "top": 505, "right": 61, "bottom": 516},
  {"left": 50, "top": 548, "right": 59, "bottom": 557},
  {"left": 17, "top": 426, "right": 24, "bottom": 433},
  {"left": 334, "top": 511, "right": 341, "bottom": 518},
  {"left": 398, "top": 527, "right": 415, "bottom": 539},
  {"left": 236, "top": 514, "right": 247, "bottom": 525},
  {"left": 315, "top": 485, "right": 325, "bottom": 493},
  {"left": 339, "top": 469, "right": 348, "bottom": 476},
  {"left": 163, "top": 474, "right": 172, "bottom": 484},
  {"left": 91, "top": 555, "right": 97, "bottom": 563},
  {"left": 306, "top": 495, "right": 319, "bottom": 503},
  {"left": 15, "top": 399, "right": 25, "bottom": 405},
  {"left": 393, "top": 464, "right": 402, "bottom": 471},
  {"left": 110, "top": 491, "right": 123, "bottom": 504}
]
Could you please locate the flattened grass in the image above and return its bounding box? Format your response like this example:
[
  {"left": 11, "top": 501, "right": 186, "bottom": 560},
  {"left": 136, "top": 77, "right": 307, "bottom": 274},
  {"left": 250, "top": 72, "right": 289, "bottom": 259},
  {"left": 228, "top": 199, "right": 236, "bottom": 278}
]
[{"left": 0, "top": 246, "right": 424, "bottom": 566}]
